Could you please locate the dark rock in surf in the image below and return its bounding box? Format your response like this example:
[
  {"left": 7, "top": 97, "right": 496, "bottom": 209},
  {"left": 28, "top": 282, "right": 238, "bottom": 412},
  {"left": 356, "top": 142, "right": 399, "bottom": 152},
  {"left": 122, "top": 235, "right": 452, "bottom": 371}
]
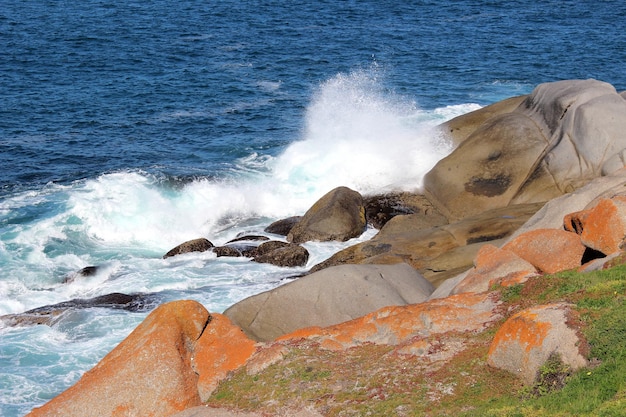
[
  {"left": 363, "top": 192, "right": 448, "bottom": 230},
  {"left": 287, "top": 186, "right": 366, "bottom": 244},
  {"left": 252, "top": 242, "right": 309, "bottom": 267},
  {"left": 0, "top": 292, "right": 157, "bottom": 327},
  {"left": 212, "top": 246, "right": 243, "bottom": 257},
  {"left": 163, "top": 238, "right": 214, "bottom": 259},
  {"left": 226, "top": 235, "right": 270, "bottom": 244},
  {"left": 62, "top": 265, "right": 99, "bottom": 284},
  {"left": 264, "top": 216, "right": 302, "bottom": 236}
]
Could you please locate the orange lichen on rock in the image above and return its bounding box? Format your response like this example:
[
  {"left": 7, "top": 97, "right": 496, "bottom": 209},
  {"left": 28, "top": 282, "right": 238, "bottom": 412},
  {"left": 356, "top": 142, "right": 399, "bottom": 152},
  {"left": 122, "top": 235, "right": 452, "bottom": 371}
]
[
  {"left": 565, "top": 196, "right": 626, "bottom": 255},
  {"left": 502, "top": 228, "right": 586, "bottom": 273},
  {"left": 193, "top": 313, "right": 257, "bottom": 401},
  {"left": 487, "top": 303, "right": 588, "bottom": 384},
  {"left": 279, "top": 292, "right": 500, "bottom": 350},
  {"left": 245, "top": 343, "right": 289, "bottom": 375},
  {"left": 452, "top": 244, "right": 538, "bottom": 294},
  {"left": 26, "top": 300, "right": 209, "bottom": 417}
]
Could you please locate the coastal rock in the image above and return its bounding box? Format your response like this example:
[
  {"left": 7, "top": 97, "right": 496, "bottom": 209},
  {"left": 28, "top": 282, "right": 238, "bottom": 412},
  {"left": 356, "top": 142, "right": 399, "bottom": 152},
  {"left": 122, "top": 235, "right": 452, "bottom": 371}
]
[
  {"left": 504, "top": 167, "right": 626, "bottom": 242},
  {"left": 565, "top": 196, "right": 626, "bottom": 255},
  {"left": 224, "top": 263, "right": 434, "bottom": 342},
  {"left": 451, "top": 244, "right": 538, "bottom": 295},
  {"left": 212, "top": 246, "right": 243, "bottom": 257},
  {"left": 278, "top": 292, "right": 500, "bottom": 350},
  {"left": 424, "top": 79, "right": 626, "bottom": 221},
  {"left": 363, "top": 192, "right": 448, "bottom": 230},
  {"left": 487, "top": 303, "right": 588, "bottom": 385},
  {"left": 264, "top": 216, "right": 302, "bottom": 236},
  {"left": 0, "top": 293, "right": 157, "bottom": 327},
  {"left": 169, "top": 406, "right": 322, "bottom": 417},
  {"left": 26, "top": 300, "right": 209, "bottom": 417},
  {"left": 252, "top": 242, "right": 309, "bottom": 267},
  {"left": 502, "top": 229, "right": 586, "bottom": 274},
  {"left": 222, "top": 235, "right": 271, "bottom": 257},
  {"left": 164, "top": 238, "right": 214, "bottom": 258},
  {"left": 193, "top": 313, "right": 256, "bottom": 401},
  {"left": 440, "top": 95, "right": 528, "bottom": 147},
  {"left": 310, "top": 203, "right": 542, "bottom": 286},
  {"left": 287, "top": 186, "right": 366, "bottom": 244},
  {"left": 62, "top": 265, "right": 99, "bottom": 284}
]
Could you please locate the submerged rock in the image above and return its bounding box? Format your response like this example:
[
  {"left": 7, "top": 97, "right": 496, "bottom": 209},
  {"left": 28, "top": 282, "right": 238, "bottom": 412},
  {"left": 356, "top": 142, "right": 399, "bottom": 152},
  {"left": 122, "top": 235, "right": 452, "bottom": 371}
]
[
  {"left": 0, "top": 292, "right": 157, "bottom": 327},
  {"left": 62, "top": 265, "right": 99, "bottom": 284}
]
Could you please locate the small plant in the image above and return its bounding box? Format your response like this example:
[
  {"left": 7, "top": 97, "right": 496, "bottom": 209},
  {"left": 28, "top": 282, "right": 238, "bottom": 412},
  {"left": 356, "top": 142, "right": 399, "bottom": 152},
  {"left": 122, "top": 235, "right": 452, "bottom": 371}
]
[{"left": 524, "top": 353, "right": 572, "bottom": 398}]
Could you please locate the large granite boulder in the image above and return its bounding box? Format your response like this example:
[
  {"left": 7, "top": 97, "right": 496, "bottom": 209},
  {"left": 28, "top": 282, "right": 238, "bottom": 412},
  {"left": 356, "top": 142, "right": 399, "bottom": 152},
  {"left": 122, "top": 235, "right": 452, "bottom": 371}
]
[
  {"left": 26, "top": 300, "right": 209, "bottom": 417},
  {"left": 224, "top": 263, "right": 435, "bottom": 342},
  {"left": 310, "top": 203, "right": 543, "bottom": 287},
  {"left": 441, "top": 95, "right": 528, "bottom": 147},
  {"left": 425, "top": 79, "right": 626, "bottom": 221},
  {"left": 287, "top": 186, "right": 366, "bottom": 244}
]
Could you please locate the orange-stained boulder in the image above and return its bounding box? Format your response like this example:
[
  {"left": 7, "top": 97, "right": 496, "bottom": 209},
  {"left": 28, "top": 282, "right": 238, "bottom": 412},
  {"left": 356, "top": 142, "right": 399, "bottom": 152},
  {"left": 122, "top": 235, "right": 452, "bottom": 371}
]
[
  {"left": 487, "top": 303, "right": 588, "bottom": 384},
  {"left": 192, "top": 313, "right": 257, "bottom": 401},
  {"left": 502, "top": 229, "right": 585, "bottom": 273},
  {"left": 245, "top": 343, "right": 289, "bottom": 376},
  {"left": 451, "top": 244, "right": 538, "bottom": 294},
  {"left": 564, "top": 196, "right": 626, "bottom": 255},
  {"left": 278, "top": 292, "right": 501, "bottom": 350},
  {"left": 26, "top": 300, "right": 210, "bottom": 417}
]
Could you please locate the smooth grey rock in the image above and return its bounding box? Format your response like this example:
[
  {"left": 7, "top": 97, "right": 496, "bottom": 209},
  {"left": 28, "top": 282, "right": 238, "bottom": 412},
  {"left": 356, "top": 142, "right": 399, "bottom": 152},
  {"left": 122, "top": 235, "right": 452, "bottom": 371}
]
[{"left": 224, "top": 263, "right": 434, "bottom": 342}]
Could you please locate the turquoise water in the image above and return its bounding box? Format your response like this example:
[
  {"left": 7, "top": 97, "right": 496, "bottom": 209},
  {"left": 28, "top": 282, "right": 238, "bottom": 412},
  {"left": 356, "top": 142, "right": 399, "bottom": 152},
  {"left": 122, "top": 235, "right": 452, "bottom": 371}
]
[{"left": 1, "top": 1, "right": 626, "bottom": 415}]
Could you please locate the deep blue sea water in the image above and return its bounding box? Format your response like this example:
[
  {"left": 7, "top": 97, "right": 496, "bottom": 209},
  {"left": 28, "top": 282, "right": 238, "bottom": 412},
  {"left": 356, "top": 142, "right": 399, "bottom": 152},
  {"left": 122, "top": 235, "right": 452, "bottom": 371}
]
[{"left": 1, "top": 1, "right": 625, "bottom": 415}]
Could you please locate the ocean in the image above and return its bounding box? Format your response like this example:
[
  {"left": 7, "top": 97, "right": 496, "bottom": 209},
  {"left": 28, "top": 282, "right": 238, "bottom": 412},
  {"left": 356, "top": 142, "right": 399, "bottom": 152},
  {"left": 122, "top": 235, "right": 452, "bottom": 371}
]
[{"left": 1, "top": 1, "right": 625, "bottom": 415}]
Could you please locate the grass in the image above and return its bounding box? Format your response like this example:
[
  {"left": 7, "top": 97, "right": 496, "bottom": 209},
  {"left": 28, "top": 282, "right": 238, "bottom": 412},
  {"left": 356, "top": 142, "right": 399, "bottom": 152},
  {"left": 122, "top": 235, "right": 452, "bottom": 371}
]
[{"left": 207, "top": 263, "right": 626, "bottom": 416}]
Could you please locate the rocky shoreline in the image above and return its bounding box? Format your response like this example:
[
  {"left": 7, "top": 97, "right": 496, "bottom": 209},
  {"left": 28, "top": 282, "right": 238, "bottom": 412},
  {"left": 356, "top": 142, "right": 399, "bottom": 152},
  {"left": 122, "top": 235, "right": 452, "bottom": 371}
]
[{"left": 9, "top": 79, "right": 626, "bottom": 416}]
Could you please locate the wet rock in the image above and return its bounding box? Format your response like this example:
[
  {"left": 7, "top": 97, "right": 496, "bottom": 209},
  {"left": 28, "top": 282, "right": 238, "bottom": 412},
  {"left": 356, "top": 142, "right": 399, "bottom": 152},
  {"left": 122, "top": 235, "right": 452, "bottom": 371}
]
[
  {"left": 164, "top": 238, "right": 214, "bottom": 258},
  {"left": 264, "top": 216, "right": 302, "bottom": 236},
  {"left": 62, "top": 265, "right": 99, "bottom": 284},
  {"left": 252, "top": 243, "right": 309, "bottom": 267},
  {"left": 287, "top": 186, "right": 366, "bottom": 244},
  {"left": 363, "top": 192, "right": 447, "bottom": 230},
  {"left": 212, "top": 246, "right": 243, "bottom": 257},
  {"left": 0, "top": 293, "right": 157, "bottom": 327}
]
